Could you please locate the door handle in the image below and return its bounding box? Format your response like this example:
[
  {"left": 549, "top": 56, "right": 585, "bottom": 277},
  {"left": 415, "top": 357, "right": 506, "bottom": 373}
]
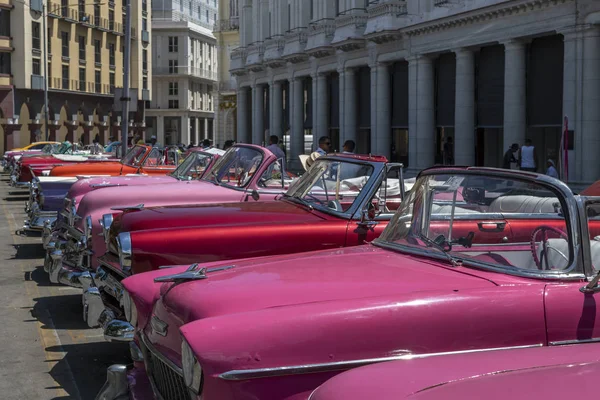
[
  {"left": 477, "top": 222, "right": 506, "bottom": 233},
  {"left": 357, "top": 220, "right": 379, "bottom": 229}
]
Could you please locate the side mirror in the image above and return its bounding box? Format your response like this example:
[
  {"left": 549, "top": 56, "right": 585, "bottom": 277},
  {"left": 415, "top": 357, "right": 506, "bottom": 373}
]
[
  {"left": 251, "top": 190, "right": 260, "bottom": 201},
  {"left": 358, "top": 203, "right": 379, "bottom": 231}
]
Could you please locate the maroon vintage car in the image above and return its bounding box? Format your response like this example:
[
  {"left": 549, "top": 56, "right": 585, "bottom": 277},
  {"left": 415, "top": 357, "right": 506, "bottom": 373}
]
[{"left": 84, "top": 154, "right": 405, "bottom": 333}]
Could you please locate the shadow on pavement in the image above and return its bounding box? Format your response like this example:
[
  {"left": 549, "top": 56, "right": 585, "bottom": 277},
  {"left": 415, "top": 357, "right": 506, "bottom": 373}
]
[
  {"left": 3, "top": 196, "right": 29, "bottom": 202},
  {"left": 32, "top": 294, "right": 89, "bottom": 331},
  {"left": 25, "top": 266, "right": 57, "bottom": 287},
  {"left": 45, "top": 342, "right": 130, "bottom": 400},
  {"left": 12, "top": 243, "right": 46, "bottom": 260}
]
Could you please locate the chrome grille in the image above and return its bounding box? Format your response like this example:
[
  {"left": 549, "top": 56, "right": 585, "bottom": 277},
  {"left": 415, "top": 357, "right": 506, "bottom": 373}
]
[{"left": 143, "top": 338, "right": 190, "bottom": 400}]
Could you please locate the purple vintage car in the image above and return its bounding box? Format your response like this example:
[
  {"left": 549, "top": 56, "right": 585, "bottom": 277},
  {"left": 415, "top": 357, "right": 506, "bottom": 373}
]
[
  {"left": 308, "top": 342, "right": 600, "bottom": 400},
  {"left": 31, "top": 148, "right": 223, "bottom": 235},
  {"left": 95, "top": 166, "right": 600, "bottom": 400},
  {"left": 45, "top": 144, "right": 293, "bottom": 288}
]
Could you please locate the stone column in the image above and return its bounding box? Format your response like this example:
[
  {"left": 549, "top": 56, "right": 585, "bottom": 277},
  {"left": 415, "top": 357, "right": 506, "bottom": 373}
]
[
  {"left": 337, "top": 67, "right": 346, "bottom": 150},
  {"left": 375, "top": 62, "right": 391, "bottom": 158},
  {"left": 370, "top": 64, "right": 378, "bottom": 155},
  {"left": 581, "top": 27, "right": 600, "bottom": 182},
  {"left": 156, "top": 115, "right": 165, "bottom": 145},
  {"left": 271, "top": 80, "right": 283, "bottom": 139},
  {"left": 316, "top": 73, "right": 329, "bottom": 146},
  {"left": 344, "top": 68, "right": 357, "bottom": 148},
  {"left": 561, "top": 28, "right": 579, "bottom": 182},
  {"left": 503, "top": 40, "right": 527, "bottom": 152},
  {"left": 454, "top": 48, "right": 475, "bottom": 166},
  {"left": 290, "top": 77, "right": 304, "bottom": 170},
  {"left": 181, "top": 115, "right": 191, "bottom": 145},
  {"left": 311, "top": 73, "right": 319, "bottom": 152},
  {"left": 237, "top": 86, "right": 249, "bottom": 143},
  {"left": 408, "top": 55, "right": 435, "bottom": 173},
  {"left": 252, "top": 84, "right": 265, "bottom": 145}
]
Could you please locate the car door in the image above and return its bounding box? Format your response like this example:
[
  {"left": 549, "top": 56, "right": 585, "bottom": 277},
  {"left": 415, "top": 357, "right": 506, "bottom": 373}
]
[{"left": 348, "top": 164, "right": 404, "bottom": 245}]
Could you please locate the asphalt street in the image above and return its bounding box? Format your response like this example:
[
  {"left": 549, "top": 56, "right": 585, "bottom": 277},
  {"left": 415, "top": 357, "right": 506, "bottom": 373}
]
[{"left": 0, "top": 174, "right": 129, "bottom": 400}]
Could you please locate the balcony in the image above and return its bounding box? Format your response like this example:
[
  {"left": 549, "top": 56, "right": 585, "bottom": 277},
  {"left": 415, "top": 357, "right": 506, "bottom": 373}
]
[
  {"left": 245, "top": 42, "right": 265, "bottom": 72},
  {"left": 31, "top": 74, "right": 44, "bottom": 90},
  {"left": 0, "top": 0, "right": 13, "bottom": 10},
  {"left": 229, "top": 47, "right": 247, "bottom": 76},
  {"left": 47, "top": 2, "right": 60, "bottom": 16},
  {"left": 263, "top": 36, "right": 286, "bottom": 68},
  {"left": 282, "top": 28, "right": 308, "bottom": 64},
  {"left": 153, "top": 66, "right": 217, "bottom": 81},
  {"left": 332, "top": 9, "right": 368, "bottom": 52},
  {"left": 63, "top": 8, "right": 78, "bottom": 22},
  {"left": 141, "top": 30, "right": 149, "bottom": 43},
  {"left": 0, "top": 75, "right": 12, "bottom": 87},
  {"left": 213, "top": 17, "right": 239, "bottom": 33},
  {"left": 305, "top": 18, "right": 336, "bottom": 58},
  {"left": 0, "top": 37, "right": 13, "bottom": 52},
  {"left": 364, "top": 1, "right": 406, "bottom": 44}
]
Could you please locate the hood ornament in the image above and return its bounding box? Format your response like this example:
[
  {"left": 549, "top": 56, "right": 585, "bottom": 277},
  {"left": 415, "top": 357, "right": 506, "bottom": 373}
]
[
  {"left": 111, "top": 203, "right": 145, "bottom": 212},
  {"left": 154, "top": 263, "right": 235, "bottom": 283}
]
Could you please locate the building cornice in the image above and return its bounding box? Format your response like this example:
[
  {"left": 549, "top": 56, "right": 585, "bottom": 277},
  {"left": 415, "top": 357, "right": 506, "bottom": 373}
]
[{"left": 403, "top": 0, "right": 573, "bottom": 37}]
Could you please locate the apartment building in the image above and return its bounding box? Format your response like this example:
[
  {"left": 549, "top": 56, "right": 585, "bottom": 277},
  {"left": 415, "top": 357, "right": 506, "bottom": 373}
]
[
  {"left": 145, "top": 0, "right": 218, "bottom": 146},
  {"left": 0, "top": 0, "right": 151, "bottom": 152},
  {"left": 231, "top": 0, "right": 600, "bottom": 186},
  {"left": 213, "top": 0, "right": 239, "bottom": 146}
]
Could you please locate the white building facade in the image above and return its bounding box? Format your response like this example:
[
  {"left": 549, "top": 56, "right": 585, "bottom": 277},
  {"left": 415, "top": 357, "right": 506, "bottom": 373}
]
[
  {"left": 231, "top": 0, "right": 600, "bottom": 186},
  {"left": 214, "top": 0, "right": 240, "bottom": 147},
  {"left": 146, "top": 0, "right": 218, "bottom": 146}
]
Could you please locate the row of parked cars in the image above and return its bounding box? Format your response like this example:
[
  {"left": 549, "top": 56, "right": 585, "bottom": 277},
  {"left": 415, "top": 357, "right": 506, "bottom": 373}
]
[{"left": 6, "top": 140, "right": 600, "bottom": 400}]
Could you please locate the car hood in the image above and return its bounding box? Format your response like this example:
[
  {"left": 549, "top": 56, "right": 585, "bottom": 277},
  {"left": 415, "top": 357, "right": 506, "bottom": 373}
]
[
  {"left": 117, "top": 198, "right": 318, "bottom": 232},
  {"left": 310, "top": 344, "right": 600, "bottom": 400},
  {"left": 68, "top": 174, "right": 177, "bottom": 200},
  {"left": 153, "top": 246, "right": 498, "bottom": 327},
  {"left": 75, "top": 180, "right": 241, "bottom": 224}
]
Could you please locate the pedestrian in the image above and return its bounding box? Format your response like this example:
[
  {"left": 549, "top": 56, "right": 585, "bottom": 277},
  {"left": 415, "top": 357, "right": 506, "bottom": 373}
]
[
  {"left": 150, "top": 135, "right": 160, "bottom": 148},
  {"left": 342, "top": 140, "right": 355, "bottom": 154},
  {"left": 201, "top": 139, "right": 211, "bottom": 149},
  {"left": 316, "top": 136, "right": 332, "bottom": 156},
  {"left": 266, "top": 135, "right": 286, "bottom": 161},
  {"left": 223, "top": 140, "right": 235, "bottom": 151},
  {"left": 546, "top": 159, "right": 559, "bottom": 178},
  {"left": 519, "top": 139, "right": 537, "bottom": 172},
  {"left": 443, "top": 136, "right": 454, "bottom": 165},
  {"left": 503, "top": 143, "right": 519, "bottom": 169},
  {"left": 91, "top": 136, "right": 103, "bottom": 155}
]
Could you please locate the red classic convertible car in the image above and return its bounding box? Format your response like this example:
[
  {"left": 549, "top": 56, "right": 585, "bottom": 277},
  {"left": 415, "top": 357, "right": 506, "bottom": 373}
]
[
  {"left": 96, "top": 167, "right": 600, "bottom": 400},
  {"left": 86, "top": 154, "right": 405, "bottom": 331}
]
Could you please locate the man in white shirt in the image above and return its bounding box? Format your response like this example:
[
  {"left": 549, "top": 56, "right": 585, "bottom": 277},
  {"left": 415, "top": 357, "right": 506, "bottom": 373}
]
[
  {"left": 265, "top": 135, "right": 286, "bottom": 161},
  {"left": 519, "top": 138, "right": 537, "bottom": 172},
  {"left": 546, "top": 159, "right": 559, "bottom": 178},
  {"left": 342, "top": 140, "right": 355, "bottom": 154},
  {"left": 316, "top": 136, "right": 332, "bottom": 156}
]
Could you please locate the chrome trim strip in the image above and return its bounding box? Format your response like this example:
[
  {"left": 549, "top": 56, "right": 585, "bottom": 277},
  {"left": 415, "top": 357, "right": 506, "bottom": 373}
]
[
  {"left": 218, "top": 344, "right": 543, "bottom": 381},
  {"left": 97, "top": 255, "right": 128, "bottom": 279},
  {"left": 549, "top": 338, "right": 600, "bottom": 346}
]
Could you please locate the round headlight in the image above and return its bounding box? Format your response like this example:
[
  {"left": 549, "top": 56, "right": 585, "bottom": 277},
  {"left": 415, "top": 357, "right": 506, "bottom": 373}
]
[
  {"left": 181, "top": 338, "right": 203, "bottom": 394},
  {"left": 121, "top": 289, "right": 138, "bottom": 326}
]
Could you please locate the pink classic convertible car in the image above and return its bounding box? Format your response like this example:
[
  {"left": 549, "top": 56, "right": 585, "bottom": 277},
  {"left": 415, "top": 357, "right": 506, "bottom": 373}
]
[
  {"left": 308, "top": 342, "right": 600, "bottom": 400},
  {"left": 96, "top": 167, "right": 600, "bottom": 400},
  {"left": 45, "top": 144, "right": 294, "bottom": 287}
]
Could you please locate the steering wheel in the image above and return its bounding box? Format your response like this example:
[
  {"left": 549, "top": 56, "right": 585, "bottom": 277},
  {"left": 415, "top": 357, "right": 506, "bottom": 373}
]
[{"left": 530, "top": 225, "right": 569, "bottom": 270}]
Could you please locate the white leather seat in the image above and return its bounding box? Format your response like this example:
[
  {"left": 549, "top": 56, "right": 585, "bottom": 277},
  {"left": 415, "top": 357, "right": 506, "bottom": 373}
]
[
  {"left": 533, "top": 238, "right": 600, "bottom": 270},
  {"left": 489, "top": 195, "right": 558, "bottom": 214}
]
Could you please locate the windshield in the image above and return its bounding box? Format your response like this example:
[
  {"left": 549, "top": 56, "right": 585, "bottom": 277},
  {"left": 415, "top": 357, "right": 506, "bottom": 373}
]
[
  {"left": 170, "top": 152, "right": 213, "bottom": 180},
  {"left": 285, "top": 158, "right": 375, "bottom": 214},
  {"left": 205, "top": 146, "right": 263, "bottom": 188},
  {"left": 121, "top": 146, "right": 147, "bottom": 166},
  {"left": 377, "top": 173, "right": 573, "bottom": 273}
]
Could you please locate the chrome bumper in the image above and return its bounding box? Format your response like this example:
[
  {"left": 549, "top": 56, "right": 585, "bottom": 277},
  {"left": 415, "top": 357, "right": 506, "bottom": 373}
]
[
  {"left": 47, "top": 249, "right": 86, "bottom": 288},
  {"left": 23, "top": 211, "right": 57, "bottom": 232},
  {"left": 95, "top": 365, "right": 129, "bottom": 400},
  {"left": 10, "top": 175, "right": 30, "bottom": 188}
]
